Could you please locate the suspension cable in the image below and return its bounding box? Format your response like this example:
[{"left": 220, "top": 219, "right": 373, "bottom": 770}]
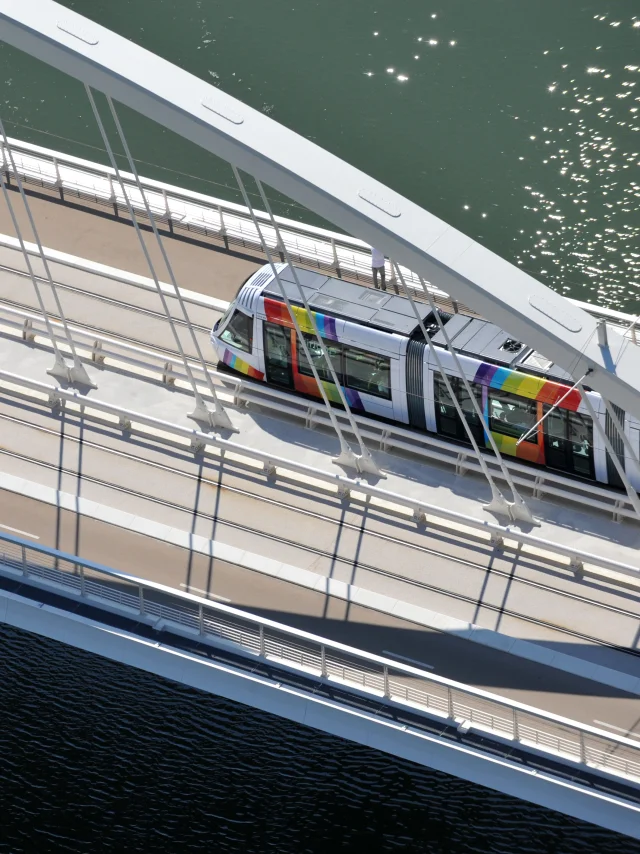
[
  {"left": 0, "top": 143, "right": 67, "bottom": 374},
  {"left": 391, "top": 263, "right": 512, "bottom": 519},
  {"left": 106, "top": 95, "right": 232, "bottom": 430},
  {"left": 516, "top": 372, "right": 589, "bottom": 446},
  {"left": 232, "top": 166, "right": 361, "bottom": 471},
  {"left": 85, "top": 86, "right": 229, "bottom": 430},
  {"left": 0, "top": 119, "right": 94, "bottom": 388},
  {"left": 253, "top": 177, "right": 380, "bottom": 476},
  {"left": 409, "top": 270, "right": 537, "bottom": 524}
]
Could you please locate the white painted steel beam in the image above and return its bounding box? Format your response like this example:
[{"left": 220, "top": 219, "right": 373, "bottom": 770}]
[{"left": 1, "top": 1, "right": 640, "bottom": 419}]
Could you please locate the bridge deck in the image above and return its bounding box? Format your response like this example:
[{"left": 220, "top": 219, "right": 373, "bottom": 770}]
[
  {"left": 0, "top": 188, "right": 639, "bottom": 741},
  {"left": 1, "top": 448, "right": 640, "bottom": 742},
  {"left": 0, "top": 183, "right": 263, "bottom": 302},
  {"left": 0, "top": 196, "right": 637, "bottom": 569}
]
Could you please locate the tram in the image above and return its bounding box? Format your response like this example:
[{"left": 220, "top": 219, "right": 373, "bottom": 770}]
[{"left": 211, "top": 263, "right": 640, "bottom": 490}]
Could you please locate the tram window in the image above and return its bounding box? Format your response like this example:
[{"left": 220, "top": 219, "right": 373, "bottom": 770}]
[
  {"left": 220, "top": 309, "right": 253, "bottom": 353},
  {"left": 263, "top": 322, "right": 292, "bottom": 387},
  {"left": 434, "top": 374, "right": 459, "bottom": 438},
  {"left": 214, "top": 303, "right": 234, "bottom": 334},
  {"left": 344, "top": 347, "right": 391, "bottom": 399},
  {"left": 456, "top": 380, "right": 483, "bottom": 431},
  {"left": 433, "top": 373, "right": 483, "bottom": 442},
  {"left": 545, "top": 407, "right": 566, "bottom": 441},
  {"left": 489, "top": 390, "right": 537, "bottom": 443},
  {"left": 298, "top": 333, "right": 343, "bottom": 384},
  {"left": 567, "top": 410, "right": 593, "bottom": 477}
]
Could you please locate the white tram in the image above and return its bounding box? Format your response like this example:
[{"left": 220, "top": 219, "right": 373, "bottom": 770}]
[{"left": 211, "top": 263, "right": 640, "bottom": 490}]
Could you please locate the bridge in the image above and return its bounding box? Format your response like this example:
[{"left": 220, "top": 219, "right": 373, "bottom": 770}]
[{"left": 0, "top": 0, "right": 639, "bottom": 840}]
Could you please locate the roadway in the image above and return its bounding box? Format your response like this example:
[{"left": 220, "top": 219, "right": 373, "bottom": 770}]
[{"left": 0, "top": 182, "right": 263, "bottom": 303}]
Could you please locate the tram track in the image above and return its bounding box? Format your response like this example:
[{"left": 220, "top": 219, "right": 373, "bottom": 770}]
[
  {"left": 1, "top": 263, "right": 638, "bottom": 529},
  {"left": 0, "top": 261, "right": 215, "bottom": 338},
  {"left": 0, "top": 264, "right": 636, "bottom": 514},
  {"left": 0, "top": 407, "right": 638, "bottom": 657}
]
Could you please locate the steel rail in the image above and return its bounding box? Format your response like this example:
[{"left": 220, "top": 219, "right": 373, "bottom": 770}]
[
  {"left": 0, "top": 267, "right": 214, "bottom": 336},
  {"left": 0, "top": 368, "right": 638, "bottom": 585},
  {"left": 0, "top": 298, "right": 637, "bottom": 526},
  {"left": 3, "top": 137, "right": 640, "bottom": 341},
  {"left": 0, "top": 136, "right": 449, "bottom": 302},
  {"left": 1, "top": 433, "right": 637, "bottom": 655}
]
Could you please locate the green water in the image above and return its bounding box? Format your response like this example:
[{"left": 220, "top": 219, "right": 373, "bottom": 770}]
[{"left": 1, "top": 0, "right": 639, "bottom": 309}]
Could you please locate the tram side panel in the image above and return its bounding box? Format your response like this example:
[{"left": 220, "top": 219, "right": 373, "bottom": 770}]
[
  {"left": 626, "top": 415, "right": 640, "bottom": 492},
  {"left": 420, "top": 348, "right": 610, "bottom": 485},
  {"left": 212, "top": 285, "right": 633, "bottom": 491},
  {"left": 254, "top": 296, "right": 409, "bottom": 422}
]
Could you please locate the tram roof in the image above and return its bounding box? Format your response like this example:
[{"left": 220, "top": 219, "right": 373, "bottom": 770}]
[
  {"left": 263, "top": 265, "right": 430, "bottom": 337},
  {"left": 261, "top": 265, "right": 574, "bottom": 382}
]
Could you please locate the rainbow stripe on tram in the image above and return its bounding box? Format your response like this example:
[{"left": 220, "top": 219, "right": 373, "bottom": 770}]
[
  {"left": 473, "top": 363, "right": 581, "bottom": 411},
  {"left": 318, "top": 381, "right": 362, "bottom": 409},
  {"left": 222, "top": 349, "right": 264, "bottom": 380},
  {"left": 264, "top": 299, "right": 338, "bottom": 340}
]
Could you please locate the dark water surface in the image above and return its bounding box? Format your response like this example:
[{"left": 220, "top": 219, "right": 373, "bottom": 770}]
[
  {"left": 1, "top": 624, "right": 639, "bottom": 854},
  {"left": 0, "top": 1, "right": 638, "bottom": 308}
]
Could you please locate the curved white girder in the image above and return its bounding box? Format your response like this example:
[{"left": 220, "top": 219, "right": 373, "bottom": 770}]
[{"left": 1, "top": 0, "right": 640, "bottom": 417}]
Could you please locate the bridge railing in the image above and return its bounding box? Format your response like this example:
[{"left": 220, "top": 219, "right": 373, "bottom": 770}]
[
  {"left": 0, "top": 294, "right": 638, "bottom": 527},
  {"left": 0, "top": 366, "right": 639, "bottom": 588},
  {"left": 4, "top": 136, "right": 640, "bottom": 338},
  {"left": 0, "top": 528, "right": 638, "bottom": 787},
  {"left": 0, "top": 137, "right": 465, "bottom": 314}
]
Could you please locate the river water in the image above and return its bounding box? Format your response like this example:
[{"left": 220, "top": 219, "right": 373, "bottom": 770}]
[
  {"left": 2, "top": 624, "right": 639, "bottom": 854},
  {"left": 0, "top": 1, "right": 639, "bottom": 309},
  {"left": 1, "top": 2, "right": 640, "bottom": 850}
]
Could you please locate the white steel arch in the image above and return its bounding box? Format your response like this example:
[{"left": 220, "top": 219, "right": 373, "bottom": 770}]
[{"left": 1, "top": 0, "right": 640, "bottom": 418}]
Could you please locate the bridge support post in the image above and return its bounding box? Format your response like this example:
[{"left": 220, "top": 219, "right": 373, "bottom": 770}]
[
  {"left": 570, "top": 556, "right": 584, "bottom": 577},
  {"left": 330, "top": 238, "right": 339, "bottom": 274},
  {"left": 21, "top": 317, "right": 35, "bottom": 341}
]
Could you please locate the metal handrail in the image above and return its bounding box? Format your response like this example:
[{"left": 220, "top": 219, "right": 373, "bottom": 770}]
[
  {"left": 4, "top": 136, "right": 640, "bottom": 340},
  {"left": 0, "top": 137, "right": 447, "bottom": 302},
  {"left": 1, "top": 366, "right": 639, "bottom": 584},
  {"left": 0, "top": 528, "right": 638, "bottom": 786},
  {"left": 1, "top": 299, "right": 638, "bottom": 526}
]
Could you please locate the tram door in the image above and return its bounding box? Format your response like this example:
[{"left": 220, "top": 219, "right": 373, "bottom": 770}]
[
  {"left": 263, "top": 321, "right": 294, "bottom": 388},
  {"left": 543, "top": 405, "right": 594, "bottom": 479}
]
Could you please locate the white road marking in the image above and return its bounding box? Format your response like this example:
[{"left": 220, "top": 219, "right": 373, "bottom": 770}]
[
  {"left": 382, "top": 650, "right": 434, "bottom": 670},
  {"left": 0, "top": 523, "right": 40, "bottom": 540},
  {"left": 593, "top": 720, "right": 640, "bottom": 739},
  {"left": 179, "top": 583, "right": 230, "bottom": 603}
]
